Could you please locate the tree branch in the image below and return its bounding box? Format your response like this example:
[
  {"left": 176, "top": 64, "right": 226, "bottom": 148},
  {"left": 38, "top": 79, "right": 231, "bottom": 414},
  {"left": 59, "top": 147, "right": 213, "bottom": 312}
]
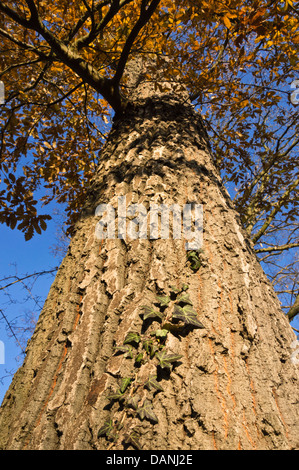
[
  {"left": 112, "top": 0, "right": 160, "bottom": 85},
  {"left": 73, "top": 0, "right": 133, "bottom": 50},
  {"left": 0, "top": 308, "right": 25, "bottom": 354},
  {"left": 0, "top": 1, "right": 31, "bottom": 28},
  {"left": 287, "top": 293, "right": 299, "bottom": 322},
  {"left": 24, "top": 0, "right": 39, "bottom": 24},
  {"left": 252, "top": 175, "right": 299, "bottom": 244},
  {"left": 0, "top": 1, "right": 123, "bottom": 110},
  {"left": 255, "top": 242, "right": 299, "bottom": 254},
  {"left": 0, "top": 268, "right": 58, "bottom": 292},
  {"left": 0, "top": 26, "right": 50, "bottom": 59}
]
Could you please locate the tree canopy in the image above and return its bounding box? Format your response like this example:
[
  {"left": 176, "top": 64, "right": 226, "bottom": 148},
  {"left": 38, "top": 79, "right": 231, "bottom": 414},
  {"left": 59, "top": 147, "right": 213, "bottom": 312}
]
[{"left": 0, "top": 0, "right": 298, "bottom": 317}]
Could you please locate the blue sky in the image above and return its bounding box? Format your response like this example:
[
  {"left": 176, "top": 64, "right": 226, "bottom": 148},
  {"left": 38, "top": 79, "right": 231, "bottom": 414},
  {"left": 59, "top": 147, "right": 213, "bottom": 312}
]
[{"left": 0, "top": 210, "right": 62, "bottom": 404}]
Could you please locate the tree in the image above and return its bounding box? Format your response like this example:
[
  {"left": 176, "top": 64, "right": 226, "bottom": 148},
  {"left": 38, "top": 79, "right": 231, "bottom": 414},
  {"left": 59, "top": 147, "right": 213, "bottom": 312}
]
[{"left": 0, "top": 0, "right": 298, "bottom": 450}]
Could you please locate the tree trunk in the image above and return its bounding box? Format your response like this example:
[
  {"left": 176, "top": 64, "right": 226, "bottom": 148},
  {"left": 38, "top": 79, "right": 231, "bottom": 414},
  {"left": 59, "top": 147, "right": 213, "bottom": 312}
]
[{"left": 0, "top": 83, "right": 298, "bottom": 450}]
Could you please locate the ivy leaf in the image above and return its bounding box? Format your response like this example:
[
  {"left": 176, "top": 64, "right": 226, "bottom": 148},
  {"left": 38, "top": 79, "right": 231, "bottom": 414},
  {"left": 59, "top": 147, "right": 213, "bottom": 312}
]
[
  {"left": 123, "top": 331, "right": 141, "bottom": 346},
  {"left": 97, "top": 420, "right": 113, "bottom": 438},
  {"left": 143, "top": 339, "right": 153, "bottom": 354},
  {"left": 156, "top": 350, "right": 183, "bottom": 369},
  {"left": 125, "top": 394, "right": 141, "bottom": 410},
  {"left": 120, "top": 377, "right": 132, "bottom": 393},
  {"left": 170, "top": 285, "right": 181, "bottom": 294},
  {"left": 154, "top": 328, "right": 168, "bottom": 339},
  {"left": 176, "top": 292, "right": 193, "bottom": 305},
  {"left": 149, "top": 343, "right": 159, "bottom": 358},
  {"left": 155, "top": 295, "right": 171, "bottom": 307},
  {"left": 172, "top": 304, "right": 205, "bottom": 329},
  {"left": 107, "top": 389, "right": 124, "bottom": 401},
  {"left": 145, "top": 374, "right": 164, "bottom": 391},
  {"left": 134, "top": 352, "right": 144, "bottom": 364},
  {"left": 125, "top": 346, "right": 134, "bottom": 359},
  {"left": 186, "top": 251, "right": 201, "bottom": 271},
  {"left": 141, "top": 305, "right": 164, "bottom": 321},
  {"left": 137, "top": 399, "right": 159, "bottom": 423},
  {"left": 125, "top": 431, "right": 142, "bottom": 450},
  {"left": 113, "top": 345, "right": 132, "bottom": 355}
]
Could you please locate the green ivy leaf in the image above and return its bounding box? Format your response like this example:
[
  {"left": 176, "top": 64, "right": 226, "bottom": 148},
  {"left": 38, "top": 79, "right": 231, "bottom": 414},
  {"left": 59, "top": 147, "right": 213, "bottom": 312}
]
[
  {"left": 187, "top": 250, "right": 201, "bottom": 271},
  {"left": 107, "top": 389, "right": 124, "bottom": 401},
  {"left": 113, "top": 345, "right": 132, "bottom": 355},
  {"left": 120, "top": 377, "right": 132, "bottom": 393},
  {"left": 172, "top": 305, "right": 205, "bottom": 329},
  {"left": 126, "top": 431, "right": 142, "bottom": 450},
  {"left": 141, "top": 305, "right": 164, "bottom": 321},
  {"left": 97, "top": 420, "right": 113, "bottom": 438},
  {"left": 123, "top": 331, "right": 141, "bottom": 346},
  {"left": 176, "top": 293, "right": 193, "bottom": 306},
  {"left": 134, "top": 352, "right": 144, "bottom": 364},
  {"left": 154, "top": 328, "right": 168, "bottom": 339},
  {"left": 143, "top": 339, "right": 153, "bottom": 354},
  {"left": 145, "top": 374, "right": 164, "bottom": 392},
  {"left": 155, "top": 295, "right": 171, "bottom": 307},
  {"left": 137, "top": 399, "right": 159, "bottom": 423},
  {"left": 170, "top": 285, "right": 181, "bottom": 294},
  {"left": 125, "top": 394, "right": 141, "bottom": 410},
  {"left": 125, "top": 346, "right": 134, "bottom": 359},
  {"left": 149, "top": 343, "right": 159, "bottom": 358},
  {"left": 156, "top": 350, "right": 183, "bottom": 369}
]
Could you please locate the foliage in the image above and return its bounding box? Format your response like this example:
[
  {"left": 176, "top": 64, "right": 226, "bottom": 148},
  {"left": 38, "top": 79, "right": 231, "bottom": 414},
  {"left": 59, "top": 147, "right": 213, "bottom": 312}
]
[
  {"left": 0, "top": 0, "right": 298, "bottom": 313},
  {"left": 99, "top": 279, "right": 205, "bottom": 449}
]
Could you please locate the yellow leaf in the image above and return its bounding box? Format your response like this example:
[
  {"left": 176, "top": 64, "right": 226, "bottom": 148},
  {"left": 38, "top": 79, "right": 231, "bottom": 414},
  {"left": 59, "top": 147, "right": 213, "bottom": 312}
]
[{"left": 223, "top": 16, "right": 232, "bottom": 29}]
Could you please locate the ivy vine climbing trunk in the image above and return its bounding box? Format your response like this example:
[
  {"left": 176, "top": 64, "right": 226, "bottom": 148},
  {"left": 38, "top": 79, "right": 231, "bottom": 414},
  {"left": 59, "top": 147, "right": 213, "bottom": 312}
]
[{"left": 0, "top": 73, "right": 298, "bottom": 450}]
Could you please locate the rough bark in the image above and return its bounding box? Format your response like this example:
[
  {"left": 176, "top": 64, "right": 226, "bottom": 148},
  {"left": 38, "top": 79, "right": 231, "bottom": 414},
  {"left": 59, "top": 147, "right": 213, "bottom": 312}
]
[{"left": 0, "top": 78, "right": 298, "bottom": 450}]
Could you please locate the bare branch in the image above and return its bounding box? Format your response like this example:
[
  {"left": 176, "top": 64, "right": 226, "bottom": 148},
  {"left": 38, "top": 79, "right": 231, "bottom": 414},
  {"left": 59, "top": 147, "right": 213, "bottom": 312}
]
[
  {"left": 0, "top": 308, "right": 25, "bottom": 354},
  {"left": 255, "top": 242, "right": 299, "bottom": 254},
  {"left": 0, "top": 268, "right": 58, "bottom": 292},
  {"left": 287, "top": 293, "right": 299, "bottom": 321},
  {"left": 252, "top": 175, "right": 299, "bottom": 244}
]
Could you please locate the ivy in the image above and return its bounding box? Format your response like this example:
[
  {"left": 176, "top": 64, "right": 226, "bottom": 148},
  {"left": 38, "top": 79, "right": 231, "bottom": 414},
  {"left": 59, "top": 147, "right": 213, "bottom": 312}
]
[
  {"left": 155, "top": 295, "right": 171, "bottom": 307},
  {"left": 186, "top": 250, "right": 202, "bottom": 271},
  {"left": 125, "top": 395, "right": 141, "bottom": 410},
  {"left": 152, "top": 328, "right": 168, "bottom": 339},
  {"left": 176, "top": 292, "right": 193, "bottom": 306},
  {"left": 172, "top": 304, "right": 205, "bottom": 329},
  {"left": 123, "top": 331, "right": 141, "bottom": 346},
  {"left": 156, "top": 350, "right": 183, "bottom": 369},
  {"left": 99, "top": 283, "right": 205, "bottom": 450},
  {"left": 97, "top": 420, "right": 114, "bottom": 438},
  {"left": 120, "top": 377, "right": 133, "bottom": 393},
  {"left": 141, "top": 305, "right": 164, "bottom": 321},
  {"left": 145, "top": 375, "right": 164, "bottom": 392},
  {"left": 137, "top": 399, "right": 159, "bottom": 423},
  {"left": 124, "top": 432, "right": 142, "bottom": 450},
  {"left": 107, "top": 389, "right": 125, "bottom": 402}
]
